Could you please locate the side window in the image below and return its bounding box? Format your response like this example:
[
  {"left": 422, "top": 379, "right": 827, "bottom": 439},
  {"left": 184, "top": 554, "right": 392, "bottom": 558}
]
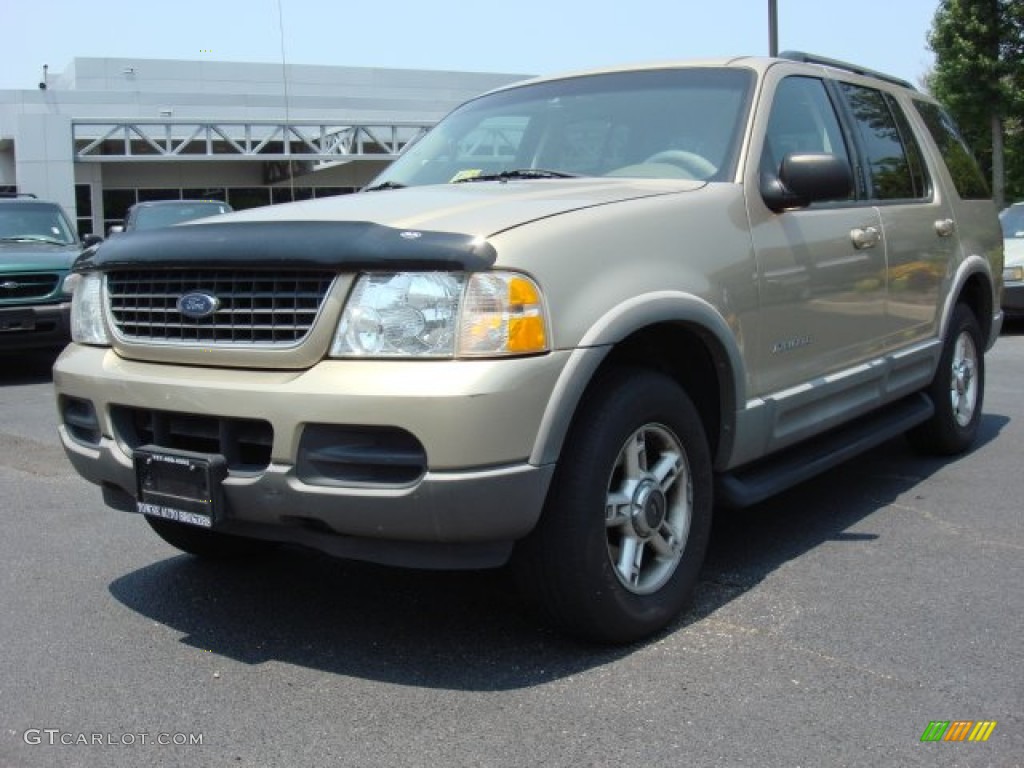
[
  {"left": 913, "top": 100, "right": 990, "bottom": 200},
  {"left": 838, "top": 83, "right": 927, "bottom": 201},
  {"left": 762, "top": 76, "right": 851, "bottom": 178},
  {"left": 884, "top": 94, "right": 931, "bottom": 199}
]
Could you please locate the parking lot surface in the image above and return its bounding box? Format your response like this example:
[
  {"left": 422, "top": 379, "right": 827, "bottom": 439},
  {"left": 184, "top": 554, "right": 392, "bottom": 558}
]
[{"left": 1, "top": 337, "right": 1021, "bottom": 767}]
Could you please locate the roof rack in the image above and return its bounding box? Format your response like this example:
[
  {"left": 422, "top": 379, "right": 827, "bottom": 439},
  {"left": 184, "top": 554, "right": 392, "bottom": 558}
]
[
  {"left": 0, "top": 192, "right": 38, "bottom": 199},
  {"left": 778, "top": 51, "right": 916, "bottom": 91}
]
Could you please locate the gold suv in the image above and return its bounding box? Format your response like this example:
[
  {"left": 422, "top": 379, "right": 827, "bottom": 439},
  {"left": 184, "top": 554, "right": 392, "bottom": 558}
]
[{"left": 55, "top": 53, "right": 1003, "bottom": 643}]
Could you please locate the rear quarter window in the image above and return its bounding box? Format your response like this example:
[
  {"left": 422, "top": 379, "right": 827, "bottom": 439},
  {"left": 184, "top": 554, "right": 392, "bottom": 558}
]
[{"left": 913, "top": 100, "right": 990, "bottom": 200}]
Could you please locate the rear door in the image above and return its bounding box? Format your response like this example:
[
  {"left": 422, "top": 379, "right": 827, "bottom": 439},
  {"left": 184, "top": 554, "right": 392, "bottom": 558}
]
[{"left": 835, "top": 82, "right": 956, "bottom": 345}]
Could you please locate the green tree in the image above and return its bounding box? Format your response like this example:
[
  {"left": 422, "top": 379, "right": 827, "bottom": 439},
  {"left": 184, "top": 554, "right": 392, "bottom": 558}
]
[{"left": 928, "top": 0, "right": 1024, "bottom": 208}]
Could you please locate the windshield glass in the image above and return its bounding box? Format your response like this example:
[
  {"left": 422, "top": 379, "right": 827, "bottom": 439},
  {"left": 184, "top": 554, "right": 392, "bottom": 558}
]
[
  {"left": 132, "top": 202, "right": 231, "bottom": 230},
  {"left": 0, "top": 202, "right": 77, "bottom": 245},
  {"left": 1001, "top": 205, "right": 1024, "bottom": 239},
  {"left": 369, "top": 68, "right": 754, "bottom": 188}
]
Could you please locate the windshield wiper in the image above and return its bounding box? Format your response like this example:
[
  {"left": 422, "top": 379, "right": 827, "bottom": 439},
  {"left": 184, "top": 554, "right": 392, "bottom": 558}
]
[
  {"left": 452, "top": 169, "right": 581, "bottom": 183},
  {"left": 362, "top": 181, "right": 407, "bottom": 192}
]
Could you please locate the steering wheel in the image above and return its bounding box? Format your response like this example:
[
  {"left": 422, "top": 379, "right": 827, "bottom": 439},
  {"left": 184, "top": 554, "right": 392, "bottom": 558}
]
[{"left": 642, "top": 150, "right": 717, "bottom": 179}]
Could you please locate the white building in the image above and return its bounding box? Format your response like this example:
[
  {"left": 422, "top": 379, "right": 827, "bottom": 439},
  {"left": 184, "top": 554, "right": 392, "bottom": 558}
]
[{"left": 0, "top": 57, "right": 528, "bottom": 236}]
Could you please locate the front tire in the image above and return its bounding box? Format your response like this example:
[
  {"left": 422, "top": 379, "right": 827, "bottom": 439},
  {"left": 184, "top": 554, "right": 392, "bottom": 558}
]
[
  {"left": 515, "top": 368, "right": 713, "bottom": 644},
  {"left": 907, "top": 303, "right": 985, "bottom": 455},
  {"left": 145, "top": 516, "right": 272, "bottom": 559}
]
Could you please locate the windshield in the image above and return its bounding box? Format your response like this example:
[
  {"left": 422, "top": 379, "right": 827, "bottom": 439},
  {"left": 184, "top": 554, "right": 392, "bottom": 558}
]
[
  {"left": 1001, "top": 205, "right": 1024, "bottom": 239},
  {"left": 369, "top": 68, "right": 754, "bottom": 189},
  {"left": 132, "top": 202, "right": 231, "bottom": 230},
  {"left": 0, "top": 202, "right": 77, "bottom": 245}
]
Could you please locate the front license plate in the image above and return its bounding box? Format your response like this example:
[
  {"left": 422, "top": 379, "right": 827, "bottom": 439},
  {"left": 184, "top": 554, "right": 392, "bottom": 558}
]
[{"left": 134, "top": 446, "right": 227, "bottom": 528}]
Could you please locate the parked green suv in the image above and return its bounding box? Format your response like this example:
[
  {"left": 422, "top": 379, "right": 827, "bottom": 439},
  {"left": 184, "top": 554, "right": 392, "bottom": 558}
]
[
  {"left": 54, "top": 53, "right": 1003, "bottom": 643},
  {"left": 0, "top": 195, "right": 95, "bottom": 351}
]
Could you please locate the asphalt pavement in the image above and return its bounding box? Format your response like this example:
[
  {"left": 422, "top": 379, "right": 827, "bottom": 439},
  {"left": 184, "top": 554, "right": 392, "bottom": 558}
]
[{"left": 0, "top": 338, "right": 1021, "bottom": 768}]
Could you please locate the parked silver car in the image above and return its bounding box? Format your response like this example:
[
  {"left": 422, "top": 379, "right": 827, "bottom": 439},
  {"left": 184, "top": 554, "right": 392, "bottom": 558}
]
[{"left": 1000, "top": 202, "right": 1024, "bottom": 316}]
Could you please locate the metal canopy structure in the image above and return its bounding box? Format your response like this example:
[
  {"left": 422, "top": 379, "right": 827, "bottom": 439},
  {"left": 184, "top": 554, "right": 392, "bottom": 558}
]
[{"left": 73, "top": 119, "right": 433, "bottom": 163}]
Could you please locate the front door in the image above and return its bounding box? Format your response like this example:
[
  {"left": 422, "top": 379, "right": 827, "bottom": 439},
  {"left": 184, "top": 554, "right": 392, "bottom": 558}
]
[{"left": 748, "top": 75, "right": 888, "bottom": 396}]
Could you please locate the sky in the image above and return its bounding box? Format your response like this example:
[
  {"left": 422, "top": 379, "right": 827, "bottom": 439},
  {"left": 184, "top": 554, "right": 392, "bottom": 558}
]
[{"left": 2, "top": 0, "right": 941, "bottom": 90}]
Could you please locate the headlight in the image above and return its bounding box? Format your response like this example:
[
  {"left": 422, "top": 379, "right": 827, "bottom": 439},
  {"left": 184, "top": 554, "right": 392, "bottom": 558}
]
[
  {"left": 1003, "top": 266, "right": 1024, "bottom": 283},
  {"left": 68, "top": 272, "right": 110, "bottom": 345},
  {"left": 331, "top": 271, "right": 549, "bottom": 358}
]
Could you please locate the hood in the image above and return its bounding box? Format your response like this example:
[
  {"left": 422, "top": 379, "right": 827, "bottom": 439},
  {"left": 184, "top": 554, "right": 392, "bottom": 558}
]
[
  {"left": 80, "top": 178, "right": 706, "bottom": 272},
  {"left": 0, "top": 240, "right": 81, "bottom": 272},
  {"left": 211, "top": 177, "right": 703, "bottom": 236}
]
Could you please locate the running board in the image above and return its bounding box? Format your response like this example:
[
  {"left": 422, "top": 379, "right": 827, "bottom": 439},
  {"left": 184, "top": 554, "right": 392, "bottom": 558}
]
[{"left": 715, "top": 393, "right": 934, "bottom": 508}]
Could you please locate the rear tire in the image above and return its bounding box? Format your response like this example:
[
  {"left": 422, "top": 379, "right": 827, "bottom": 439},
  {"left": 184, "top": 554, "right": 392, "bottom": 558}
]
[
  {"left": 145, "top": 516, "right": 272, "bottom": 559},
  {"left": 907, "top": 303, "right": 985, "bottom": 455},
  {"left": 514, "top": 368, "right": 713, "bottom": 644}
]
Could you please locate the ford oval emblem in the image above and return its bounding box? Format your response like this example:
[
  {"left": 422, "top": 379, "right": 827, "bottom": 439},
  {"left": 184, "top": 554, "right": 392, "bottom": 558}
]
[{"left": 176, "top": 292, "right": 221, "bottom": 319}]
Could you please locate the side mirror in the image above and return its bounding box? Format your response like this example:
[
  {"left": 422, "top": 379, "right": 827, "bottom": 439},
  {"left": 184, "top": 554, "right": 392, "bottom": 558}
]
[
  {"left": 81, "top": 233, "right": 103, "bottom": 248},
  {"left": 761, "top": 153, "right": 852, "bottom": 212}
]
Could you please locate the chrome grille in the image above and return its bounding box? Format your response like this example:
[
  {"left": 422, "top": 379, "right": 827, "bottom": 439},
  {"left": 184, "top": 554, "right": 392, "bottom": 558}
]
[
  {"left": 0, "top": 273, "right": 59, "bottom": 301},
  {"left": 106, "top": 270, "right": 334, "bottom": 345}
]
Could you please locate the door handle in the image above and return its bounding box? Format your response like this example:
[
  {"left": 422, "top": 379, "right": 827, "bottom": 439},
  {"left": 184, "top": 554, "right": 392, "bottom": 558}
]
[
  {"left": 935, "top": 218, "right": 956, "bottom": 238},
  {"left": 850, "top": 226, "right": 880, "bottom": 250}
]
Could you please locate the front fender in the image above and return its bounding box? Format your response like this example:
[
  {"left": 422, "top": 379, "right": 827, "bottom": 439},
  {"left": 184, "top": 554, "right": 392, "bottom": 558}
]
[{"left": 529, "top": 291, "right": 747, "bottom": 468}]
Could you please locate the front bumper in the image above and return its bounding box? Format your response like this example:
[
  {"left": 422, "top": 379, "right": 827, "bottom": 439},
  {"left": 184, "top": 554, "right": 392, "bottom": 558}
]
[
  {"left": 54, "top": 344, "right": 571, "bottom": 566},
  {"left": 0, "top": 302, "right": 70, "bottom": 350}
]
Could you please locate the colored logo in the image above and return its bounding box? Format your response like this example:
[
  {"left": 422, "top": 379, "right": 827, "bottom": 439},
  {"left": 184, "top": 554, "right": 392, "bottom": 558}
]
[
  {"left": 920, "top": 720, "right": 997, "bottom": 742},
  {"left": 176, "top": 292, "right": 221, "bottom": 319}
]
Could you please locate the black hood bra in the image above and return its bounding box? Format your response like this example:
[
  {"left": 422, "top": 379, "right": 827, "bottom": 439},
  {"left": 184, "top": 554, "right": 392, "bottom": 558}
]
[{"left": 74, "top": 221, "right": 498, "bottom": 273}]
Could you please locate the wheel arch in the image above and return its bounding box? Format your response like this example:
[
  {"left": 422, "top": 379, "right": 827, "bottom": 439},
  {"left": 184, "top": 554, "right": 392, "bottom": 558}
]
[
  {"left": 945, "top": 255, "right": 999, "bottom": 349},
  {"left": 530, "top": 292, "right": 744, "bottom": 471}
]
